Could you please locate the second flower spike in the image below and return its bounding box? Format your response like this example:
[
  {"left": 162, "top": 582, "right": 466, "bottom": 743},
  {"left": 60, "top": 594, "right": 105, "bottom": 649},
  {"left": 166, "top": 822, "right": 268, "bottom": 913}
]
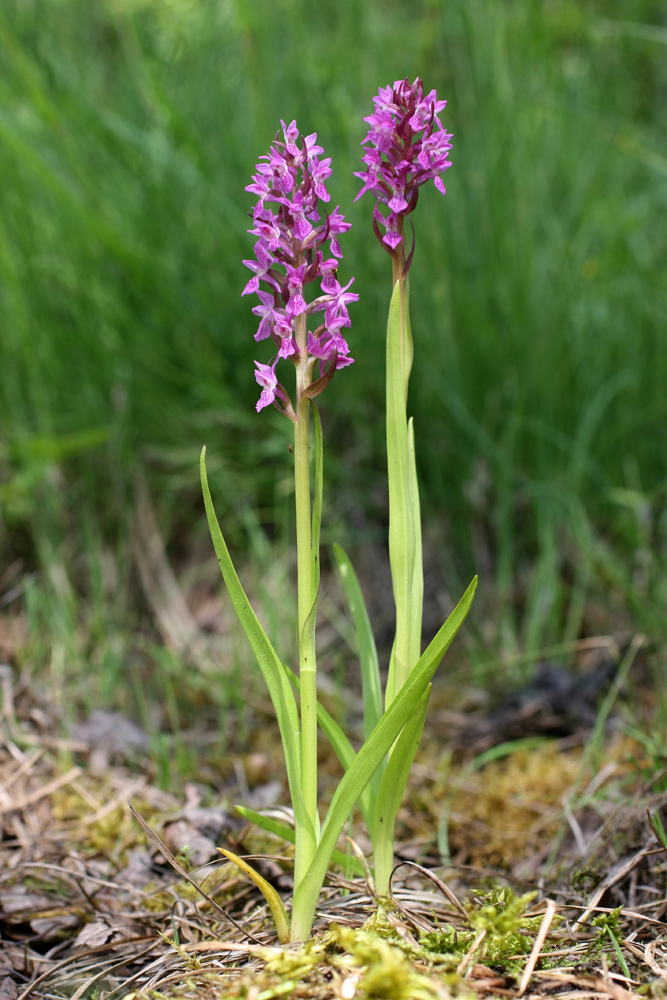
[{"left": 355, "top": 78, "right": 454, "bottom": 263}]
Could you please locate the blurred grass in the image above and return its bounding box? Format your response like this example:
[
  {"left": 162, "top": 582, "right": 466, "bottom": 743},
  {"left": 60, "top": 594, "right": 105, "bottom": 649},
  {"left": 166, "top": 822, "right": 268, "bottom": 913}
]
[{"left": 0, "top": 0, "right": 666, "bottom": 722}]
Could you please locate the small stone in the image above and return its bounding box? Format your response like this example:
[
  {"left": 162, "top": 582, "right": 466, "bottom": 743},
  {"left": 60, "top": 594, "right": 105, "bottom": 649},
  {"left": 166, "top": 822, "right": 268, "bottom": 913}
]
[{"left": 0, "top": 978, "right": 18, "bottom": 1000}]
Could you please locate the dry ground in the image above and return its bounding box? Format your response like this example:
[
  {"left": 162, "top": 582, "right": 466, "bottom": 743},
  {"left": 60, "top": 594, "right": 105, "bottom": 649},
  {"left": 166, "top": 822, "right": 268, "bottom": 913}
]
[{"left": 1, "top": 650, "right": 667, "bottom": 999}]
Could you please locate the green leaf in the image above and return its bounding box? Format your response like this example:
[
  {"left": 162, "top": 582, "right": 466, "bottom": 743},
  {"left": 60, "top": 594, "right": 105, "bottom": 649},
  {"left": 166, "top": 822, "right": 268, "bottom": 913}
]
[
  {"left": 283, "top": 662, "right": 373, "bottom": 830},
  {"left": 371, "top": 683, "right": 430, "bottom": 895},
  {"left": 234, "top": 806, "right": 364, "bottom": 876},
  {"left": 385, "top": 277, "right": 423, "bottom": 707},
  {"left": 311, "top": 401, "right": 323, "bottom": 603},
  {"left": 297, "top": 402, "right": 324, "bottom": 660},
  {"left": 605, "top": 926, "right": 631, "bottom": 980},
  {"left": 332, "top": 545, "right": 383, "bottom": 744},
  {"left": 292, "top": 576, "right": 477, "bottom": 936},
  {"left": 200, "top": 447, "right": 304, "bottom": 826},
  {"left": 406, "top": 415, "right": 423, "bottom": 676}
]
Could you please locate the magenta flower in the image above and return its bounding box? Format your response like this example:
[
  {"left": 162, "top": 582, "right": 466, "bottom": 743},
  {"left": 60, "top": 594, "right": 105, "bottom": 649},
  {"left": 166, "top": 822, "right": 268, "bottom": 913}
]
[
  {"left": 307, "top": 328, "right": 353, "bottom": 368},
  {"left": 285, "top": 263, "right": 308, "bottom": 316},
  {"left": 244, "top": 120, "right": 358, "bottom": 414},
  {"left": 252, "top": 289, "right": 277, "bottom": 341},
  {"left": 311, "top": 277, "right": 358, "bottom": 330},
  {"left": 242, "top": 242, "right": 279, "bottom": 297},
  {"left": 355, "top": 78, "right": 453, "bottom": 258},
  {"left": 254, "top": 360, "right": 279, "bottom": 412}
]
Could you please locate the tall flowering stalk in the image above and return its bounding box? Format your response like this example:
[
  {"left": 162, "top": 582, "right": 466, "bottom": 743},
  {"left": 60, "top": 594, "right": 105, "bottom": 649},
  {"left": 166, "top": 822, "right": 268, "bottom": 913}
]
[
  {"left": 200, "top": 107, "right": 475, "bottom": 943},
  {"left": 352, "top": 78, "right": 457, "bottom": 893},
  {"left": 243, "top": 121, "right": 358, "bottom": 894}
]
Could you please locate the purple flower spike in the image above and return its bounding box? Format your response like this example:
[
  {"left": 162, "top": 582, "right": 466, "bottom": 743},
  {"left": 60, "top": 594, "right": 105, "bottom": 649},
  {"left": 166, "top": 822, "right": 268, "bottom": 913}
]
[
  {"left": 356, "top": 77, "right": 453, "bottom": 259},
  {"left": 244, "top": 120, "right": 357, "bottom": 415}
]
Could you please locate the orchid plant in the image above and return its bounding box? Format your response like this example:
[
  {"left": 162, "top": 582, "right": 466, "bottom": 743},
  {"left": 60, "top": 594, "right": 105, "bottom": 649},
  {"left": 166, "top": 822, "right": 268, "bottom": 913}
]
[{"left": 200, "top": 80, "right": 477, "bottom": 944}]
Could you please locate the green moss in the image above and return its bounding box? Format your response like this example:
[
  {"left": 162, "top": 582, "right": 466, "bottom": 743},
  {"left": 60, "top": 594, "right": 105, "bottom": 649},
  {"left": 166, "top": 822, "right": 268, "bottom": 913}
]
[
  {"left": 331, "top": 925, "right": 465, "bottom": 1000},
  {"left": 585, "top": 905, "right": 624, "bottom": 959}
]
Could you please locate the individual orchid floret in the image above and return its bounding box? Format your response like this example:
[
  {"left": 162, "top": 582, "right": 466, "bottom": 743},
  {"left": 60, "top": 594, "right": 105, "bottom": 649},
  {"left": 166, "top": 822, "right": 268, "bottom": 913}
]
[
  {"left": 285, "top": 263, "right": 308, "bottom": 316},
  {"left": 242, "top": 242, "right": 279, "bottom": 297},
  {"left": 311, "top": 277, "right": 359, "bottom": 330},
  {"left": 355, "top": 77, "right": 453, "bottom": 261},
  {"left": 244, "top": 121, "right": 357, "bottom": 416},
  {"left": 254, "top": 359, "right": 294, "bottom": 416},
  {"left": 310, "top": 158, "right": 332, "bottom": 201},
  {"left": 254, "top": 360, "right": 279, "bottom": 412},
  {"left": 280, "top": 119, "right": 301, "bottom": 158},
  {"left": 251, "top": 290, "right": 277, "bottom": 341},
  {"left": 307, "top": 329, "right": 353, "bottom": 370}
]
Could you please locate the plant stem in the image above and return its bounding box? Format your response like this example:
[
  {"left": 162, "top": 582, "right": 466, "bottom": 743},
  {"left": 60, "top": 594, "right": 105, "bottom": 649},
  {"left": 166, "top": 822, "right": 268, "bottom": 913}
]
[{"left": 293, "top": 312, "right": 319, "bottom": 898}]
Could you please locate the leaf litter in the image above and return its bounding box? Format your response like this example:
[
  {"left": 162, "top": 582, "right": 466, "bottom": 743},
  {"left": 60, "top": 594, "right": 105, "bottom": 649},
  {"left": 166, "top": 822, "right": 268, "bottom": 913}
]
[{"left": 2, "top": 655, "right": 667, "bottom": 999}]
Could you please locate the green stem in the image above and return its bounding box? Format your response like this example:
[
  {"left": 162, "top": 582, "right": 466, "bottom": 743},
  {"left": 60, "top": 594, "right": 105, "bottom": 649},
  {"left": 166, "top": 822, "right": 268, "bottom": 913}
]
[{"left": 293, "top": 312, "right": 318, "bottom": 896}]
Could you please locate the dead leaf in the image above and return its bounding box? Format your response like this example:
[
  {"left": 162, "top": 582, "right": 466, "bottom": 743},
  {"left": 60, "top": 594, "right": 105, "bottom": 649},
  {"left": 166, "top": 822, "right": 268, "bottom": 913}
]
[{"left": 71, "top": 920, "right": 123, "bottom": 953}]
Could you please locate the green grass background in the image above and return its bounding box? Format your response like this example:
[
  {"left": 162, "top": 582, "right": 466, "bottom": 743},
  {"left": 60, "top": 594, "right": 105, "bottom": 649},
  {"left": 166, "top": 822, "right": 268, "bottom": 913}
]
[{"left": 1, "top": 0, "right": 666, "bottom": 733}]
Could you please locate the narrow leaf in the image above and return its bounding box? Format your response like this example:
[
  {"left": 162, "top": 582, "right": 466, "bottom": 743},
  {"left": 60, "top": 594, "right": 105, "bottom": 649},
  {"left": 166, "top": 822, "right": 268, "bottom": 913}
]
[
  {"left": 218, "top": 848, "right": 291, "bottom": 944},
  {"left": 234, "top": 806, "right": 364, "bottom": 875},
  {"left": 333, "top": 544, "right": 383, "bottom": 744},
  {"left": 200, "top": 448, "right": 303, "bottom": 823},
  {"left": 311, "top": 402, "right": 323, "bottom": 602},
  {"left": 293, "top": 577, "right": 477, "bottom": 932},
  {"left": 371, "top": 684, "right": 430, "bottom": 894},
  {"left": 385, "top": 277, "right": 421, "bottom": 706},
  {"left": 406, "top": 416, "right": 424, "bottom": 673},
  {"left": 283, "top": 662, "right": 373, "bottom": 830}
]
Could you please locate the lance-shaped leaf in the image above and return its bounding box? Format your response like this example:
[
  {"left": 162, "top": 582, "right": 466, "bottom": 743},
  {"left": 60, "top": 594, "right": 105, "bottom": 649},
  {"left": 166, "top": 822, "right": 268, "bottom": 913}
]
[
  {"left": 311, "top": 402, "right": 323, "bottom": 602},
  {"left": 385, "top": 277, "right": 423, "bottom": 707},
  {"left": 333, "top": 544, "right": 383, "bottom": 743},
  {"left": 290, "top": 576, "right": 477, "bottom": 940},
  {"left": 200, "top": 447, "right": 304, "bottom": 826},
  {"left": 406, "top": 414, "right": 423, "bottom": 676},
  {"left": 234, "top": 805, "right": 364, "bottom": 876},
  {"left": 333, "top": 543, "right": 384, "bottom": 805},
  {"left": 298, "top": 401, "right": 324, "bottom": 658},
  {"left": 284, "top": 662, "right": 373, "bottom": 830},
  {"left": 371, "top": 683, "right": 430, "bottom": 895}
]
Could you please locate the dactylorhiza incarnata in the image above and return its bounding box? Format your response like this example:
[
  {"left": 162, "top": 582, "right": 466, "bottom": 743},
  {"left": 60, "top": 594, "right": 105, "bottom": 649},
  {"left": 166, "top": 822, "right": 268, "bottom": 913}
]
[
  {"left": 243, "top": 120, "right": 358, "bottom": 415},
  {"left": 355, "top": 77, "right": 454, "bottom": 265}
]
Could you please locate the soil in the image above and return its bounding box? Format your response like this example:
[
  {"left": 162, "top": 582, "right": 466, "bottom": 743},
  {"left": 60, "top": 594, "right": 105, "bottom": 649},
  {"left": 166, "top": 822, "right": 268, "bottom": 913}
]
[{"left": 1, "top": 648, "right": 667, "bottom": 999}]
